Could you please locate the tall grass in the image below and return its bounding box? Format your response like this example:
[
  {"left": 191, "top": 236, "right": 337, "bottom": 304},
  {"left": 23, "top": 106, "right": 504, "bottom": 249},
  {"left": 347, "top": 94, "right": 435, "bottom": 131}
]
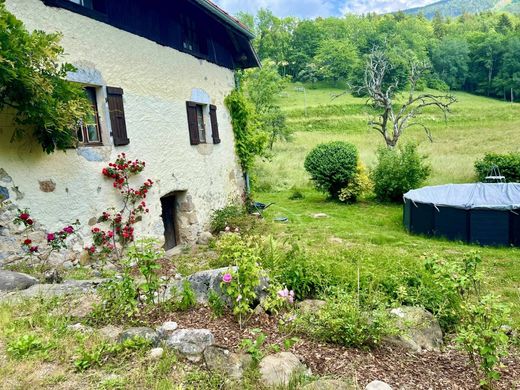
[{"left": 255, "top": 85, "right": 520, "bottom": 191}]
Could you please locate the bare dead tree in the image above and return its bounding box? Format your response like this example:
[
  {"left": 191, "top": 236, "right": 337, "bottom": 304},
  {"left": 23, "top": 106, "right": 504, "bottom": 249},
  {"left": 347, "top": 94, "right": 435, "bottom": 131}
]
[{"left": 359, "top": 49, "right": 456, "bottom": 148}]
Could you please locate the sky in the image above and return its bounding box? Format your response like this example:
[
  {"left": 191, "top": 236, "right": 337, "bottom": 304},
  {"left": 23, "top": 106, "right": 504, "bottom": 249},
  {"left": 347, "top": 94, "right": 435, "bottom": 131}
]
[{"left": 213, "top": 0, "right": 440, "bottom": 19}]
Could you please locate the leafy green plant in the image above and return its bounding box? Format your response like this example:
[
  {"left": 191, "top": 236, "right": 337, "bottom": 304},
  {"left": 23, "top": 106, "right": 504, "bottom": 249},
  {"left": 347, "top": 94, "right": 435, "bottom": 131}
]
[
  {"left": 178, "top": 280, "right": 196, "bottom": 311},
  {"left": 91, "top": 273, "right": 139, "bottom": 324},
  {"left": 224, "top": 89, "right": 269, "bottom": 173},
  {"left": 240, "top": 328, "right": 267, "bottom": 362},
  {"left": 474, "top": 152, "right": 520, "bottom": 182},
  {"left": 208, "top": 289, "right": 225, "bottom": 318},
  {"left": 293, "top": 290, "right": 393, "bottom": 348},
  {"left": 372, "top": 143, "right": 431, "bottom": 202},
  {"left": 218, "top": 234, "right": 263, "bottom": 328},
  {"left": 338, "top": 161, "right": 374, "bottom": 202},
  {"left": 7, "top": 334, "right": 50, "bottom": 359},
  {"left": 456, "top": 295, "right": 510, "bottom": 388},
  {"left": 288, "top": 187, "right": 305, "bottom": 200},
  {"left": 0, "top": 2, "right": 91, "bottom": 153},
  {"left": 304, "top": 141, "right": 358, "bottom": 198},
  {"left": 210, "top": 204, "right": 248, "bottom": 233},
  {"left": 127, "top": 239, "right": 163, "bottom": 304}
]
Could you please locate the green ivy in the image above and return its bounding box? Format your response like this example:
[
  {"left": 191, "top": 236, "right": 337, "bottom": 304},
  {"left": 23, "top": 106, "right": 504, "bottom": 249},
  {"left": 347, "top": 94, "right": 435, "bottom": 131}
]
[{"left": 224, "top": 89, "right": 268, "bottom": 173}]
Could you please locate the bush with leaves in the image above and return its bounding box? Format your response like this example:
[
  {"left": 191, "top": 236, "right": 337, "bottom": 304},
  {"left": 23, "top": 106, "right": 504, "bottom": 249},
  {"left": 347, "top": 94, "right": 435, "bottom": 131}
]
[
  {"left": 304, "top": 141, "right": 359, "bottom": 199},
  {"left": 338, "top": 161, "right": 374, "bottom": 202},
  {"left": 474, "top": 152, "right": 520, "bottom": 182},
  {"left": 210, "top": 204, "right": 248, "bottom": 234},
  {"left": 218, "top": 234, "right": 263, "bottom": 328},
  {"left": 0, "top": 2, "right": 91, "bottom": 153},
  {"left": 293, "top": 290, "right": 393, "bottom": 348},
  {"left": 372, "top": 143, "right": 431, "bottom": 202}
]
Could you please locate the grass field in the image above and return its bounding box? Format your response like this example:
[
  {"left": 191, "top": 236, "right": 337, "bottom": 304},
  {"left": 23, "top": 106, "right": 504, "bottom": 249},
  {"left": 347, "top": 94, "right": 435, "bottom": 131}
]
[
  {"left": 255, "top": 84, "right": 520, "bottom": 190},
  {"left": 255, "top": 83, "right": 520, "bottom": 325}
]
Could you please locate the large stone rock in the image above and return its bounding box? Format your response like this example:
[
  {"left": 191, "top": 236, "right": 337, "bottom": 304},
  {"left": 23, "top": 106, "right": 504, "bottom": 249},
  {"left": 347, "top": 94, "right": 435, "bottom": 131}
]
[
  {"left": 204, "top": 345, "right": 253, "bottom": 380},
  {"left": 156, "top": 321, "right": 178, "bottom": 339},
  {"left": 118, "top": 327, "right": 160, "bottom": 347},
  {"left": 0, "top": 279, "right": 105, "bottom": 303},
  {"left": 303, "top": 379, "right": 354, "bottom": 390},
  {"left": 297, "top": 299, "right": 326, "bottom": 315},
  {"left": 385, "top": 306, "right": 443, "bottom": 352},
  {"left": 0, "top": 270, "right": 38, "bottom": 291},
  {"left": 99, "top": 325, "right": 123, "bottom": 342},
  {"left": 259, "top": 352, "right": 309, "bottom": 387},
  {"left": 196, "top": 231, "right": 213, "bottom": 245},
  {"left": 366, "top": 380, "right": 393, "bottom": 390},
  {"left": 165, "top": 329, "right": 214, "bottom": 362}
]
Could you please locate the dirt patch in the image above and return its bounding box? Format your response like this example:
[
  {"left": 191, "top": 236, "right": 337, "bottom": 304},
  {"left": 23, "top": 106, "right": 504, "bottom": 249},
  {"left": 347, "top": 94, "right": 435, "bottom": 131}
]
[{"left": 154, "top": 306, "right": 520, "bottom": 389}]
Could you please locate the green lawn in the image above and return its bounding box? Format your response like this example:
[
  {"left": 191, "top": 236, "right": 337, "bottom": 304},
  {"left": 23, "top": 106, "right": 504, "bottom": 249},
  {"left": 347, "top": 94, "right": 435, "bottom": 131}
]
[{"left": 255, "top": 84, "right": 520, "bottom": 326}]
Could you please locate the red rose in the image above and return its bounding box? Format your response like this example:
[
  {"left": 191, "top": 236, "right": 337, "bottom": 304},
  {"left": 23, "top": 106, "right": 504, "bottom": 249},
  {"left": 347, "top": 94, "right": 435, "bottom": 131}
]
[
  {"left": 47, "top": 233, "right": 55, "bottom": 241},
  {"left": 23, "top": 239, "right": 32, "bottom": 245},
  {"left": 19, "top": 213, "right": 29, "bottom": 220},
  {"left": 29, "top": 246, "right": 38, "bottom": 253},
  {"left": 26, "top": 219, "right": 33, "bottom": 225}
]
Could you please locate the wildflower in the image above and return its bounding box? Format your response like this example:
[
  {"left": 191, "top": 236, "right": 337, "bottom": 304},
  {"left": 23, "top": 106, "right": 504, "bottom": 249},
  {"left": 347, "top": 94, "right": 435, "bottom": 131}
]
[
  {"left": 222, "top": 273, "right": 233, "bottom": 283},
  {"left": 236, "top": 294, "right": 242, "bottom": 302},
  {"left": 47, "top": 233, "right": 55, "bottom": 241}
]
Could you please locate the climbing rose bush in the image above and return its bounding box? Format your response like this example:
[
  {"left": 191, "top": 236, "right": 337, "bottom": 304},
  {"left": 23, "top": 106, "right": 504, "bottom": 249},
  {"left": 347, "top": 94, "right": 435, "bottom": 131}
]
[{"left": 88, "top": 153, "right": 154, "bottom": 260}]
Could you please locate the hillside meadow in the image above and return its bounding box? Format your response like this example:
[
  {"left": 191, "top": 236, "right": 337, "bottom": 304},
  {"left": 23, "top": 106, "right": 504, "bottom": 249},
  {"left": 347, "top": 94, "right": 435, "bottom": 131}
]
[{"left": 253, "top": 84, "right": 520, "bottom": 326}]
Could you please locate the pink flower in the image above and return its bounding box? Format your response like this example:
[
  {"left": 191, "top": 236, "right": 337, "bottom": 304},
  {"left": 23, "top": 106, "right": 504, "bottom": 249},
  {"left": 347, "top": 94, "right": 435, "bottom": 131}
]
[
  {"left": 47, "top": 233, "right": 55, "bottom": 242},
  {"left": 63, "top": 225, "right": 74, "bottom": 234},
  {"left": 234, "top": 227, "right": 240, "bottom": 233},
  {"left": 222, "top": 273, "right": 232, "bottom": 283},
  {"left": 236, "top": 294, "right": 242, "bottom": 302},
  {"left": 225, "top": 226, "right": 231, "bottom": 232}
]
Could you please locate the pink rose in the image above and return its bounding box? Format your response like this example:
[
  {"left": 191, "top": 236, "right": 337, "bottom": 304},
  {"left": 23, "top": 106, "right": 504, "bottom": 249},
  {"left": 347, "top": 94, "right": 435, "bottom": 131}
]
[
  {"left": 222, "top": 273, "right": 232, "bottom": 283},
  {"left": 47, "top": 233, "right": 55, "bottom": 242}
]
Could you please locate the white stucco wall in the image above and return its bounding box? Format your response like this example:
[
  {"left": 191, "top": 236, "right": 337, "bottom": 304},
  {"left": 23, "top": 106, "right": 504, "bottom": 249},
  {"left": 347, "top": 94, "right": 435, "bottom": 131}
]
[{"left": 0, "top": 0, "right": 245, "bottom": 244}]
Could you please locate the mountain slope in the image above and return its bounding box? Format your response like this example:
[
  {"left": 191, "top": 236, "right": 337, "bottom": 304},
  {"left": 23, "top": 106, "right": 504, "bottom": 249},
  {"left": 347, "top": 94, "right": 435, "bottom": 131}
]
[{"left": 404, "top": 0, "right": 519, "bottom": 18}]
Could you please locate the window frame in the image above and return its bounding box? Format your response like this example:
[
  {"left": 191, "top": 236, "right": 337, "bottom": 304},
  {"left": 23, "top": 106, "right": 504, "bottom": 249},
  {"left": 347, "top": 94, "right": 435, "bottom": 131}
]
[
  {"left": 195, "top": 104, "right": 207, "bottom": 144},
  {"left": 77, "top": 86, "right": 103, "bottom": 146}
]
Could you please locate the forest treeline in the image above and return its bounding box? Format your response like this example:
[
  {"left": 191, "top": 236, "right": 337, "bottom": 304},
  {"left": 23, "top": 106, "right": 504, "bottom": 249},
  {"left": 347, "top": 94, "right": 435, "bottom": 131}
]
[{"left": 237, "top": 10, "right": 520, "bottom": 100}]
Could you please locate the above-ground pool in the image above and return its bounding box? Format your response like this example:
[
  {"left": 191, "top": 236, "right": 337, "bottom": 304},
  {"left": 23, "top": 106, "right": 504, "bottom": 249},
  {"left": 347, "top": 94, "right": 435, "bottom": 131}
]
[{"left": 403, "top": 183, "right": 520, "bottom": 246}]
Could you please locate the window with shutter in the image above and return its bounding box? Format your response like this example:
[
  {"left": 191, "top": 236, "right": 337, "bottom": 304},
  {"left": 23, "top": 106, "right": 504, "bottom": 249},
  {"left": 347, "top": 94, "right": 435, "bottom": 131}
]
[
  {"left": 107, "top": 86, "right": 129, "bottom": 146},
  {"left": 209, "top": 105, "right": 221, "bottom": 144},
  {"left": 186, "top": 101, "right": 200, "bottom": 145}
]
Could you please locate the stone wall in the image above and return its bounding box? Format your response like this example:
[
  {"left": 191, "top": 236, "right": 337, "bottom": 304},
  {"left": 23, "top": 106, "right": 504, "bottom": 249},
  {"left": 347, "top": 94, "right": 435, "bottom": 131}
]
[{"left": 0, "top": 0, "right": 245, "bottom": 247}]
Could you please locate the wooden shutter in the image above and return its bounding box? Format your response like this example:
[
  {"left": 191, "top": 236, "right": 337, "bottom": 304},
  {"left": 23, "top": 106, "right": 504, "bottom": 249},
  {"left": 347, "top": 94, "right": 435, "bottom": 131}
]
[
  {"left": 106, "top": 86, "right": 129, "bottom": 146},
  {"left": 186, "top": 101, "right": 200, "bottom": 145},
  {"left": 209, "top": 104, "right": 221, "bottom": 144}
]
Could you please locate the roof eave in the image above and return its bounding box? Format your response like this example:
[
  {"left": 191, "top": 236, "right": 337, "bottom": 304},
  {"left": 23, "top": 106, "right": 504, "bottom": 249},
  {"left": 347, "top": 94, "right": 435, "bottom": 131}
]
[{"left": 192, "top": 0, "right": 256, "bottom": 39}]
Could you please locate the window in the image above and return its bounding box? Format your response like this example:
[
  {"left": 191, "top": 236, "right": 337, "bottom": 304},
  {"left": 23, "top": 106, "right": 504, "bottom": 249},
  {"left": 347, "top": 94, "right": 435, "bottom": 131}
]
[
  {"left": 186, "top": 101, "right": 220, "bottom": 145},
  {"left": 195, "top": 105, "right": 207, "bottom": 143},
  {"left": 77, "top": 87, "right": 102, "bottom": 145}
]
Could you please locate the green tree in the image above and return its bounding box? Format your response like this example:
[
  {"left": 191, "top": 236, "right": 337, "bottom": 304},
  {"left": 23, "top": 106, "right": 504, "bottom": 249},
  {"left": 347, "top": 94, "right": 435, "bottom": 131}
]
[
  {"left": 493, "top": 37, "right": 520, "bottom": 100},
  {"left": 0, "top": 0, "right": 90, "bottom": 153},
  {"left": 242, "top": 62, "right": 290, "bottom": 149},
  {"left": 315, "top": 39, "right": 359, "bottom": 85},
  {"left": 432, "top": 37, "right": 470, "bottom": 89}
]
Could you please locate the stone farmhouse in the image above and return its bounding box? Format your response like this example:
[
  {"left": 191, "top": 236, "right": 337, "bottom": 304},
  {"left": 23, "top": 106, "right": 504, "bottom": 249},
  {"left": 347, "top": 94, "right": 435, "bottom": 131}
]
[{"left": 0, "top": 0, "right": 259, "bottom": 250}]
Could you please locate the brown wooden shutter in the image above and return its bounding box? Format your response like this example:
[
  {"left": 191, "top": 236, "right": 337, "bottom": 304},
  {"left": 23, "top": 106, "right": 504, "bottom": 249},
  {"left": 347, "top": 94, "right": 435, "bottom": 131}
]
[
  {"left": 106, "top": 86, "right": 129, "bottom": 146},
  {"left": 186, "top": 101, "right": 200, "bottom": 145},
  {"left": 209, "top": 104, "right": 221, "bottom": 144}
]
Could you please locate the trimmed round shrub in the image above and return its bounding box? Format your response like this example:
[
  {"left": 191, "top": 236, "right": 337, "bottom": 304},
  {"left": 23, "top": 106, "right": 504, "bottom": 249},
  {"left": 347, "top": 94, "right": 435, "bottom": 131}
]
[
  {"left": 304, "top": 141, "right": 358, "bottom": 198},
  {"left": 372, "top": 143, "right": 431, "bottom": 202}
]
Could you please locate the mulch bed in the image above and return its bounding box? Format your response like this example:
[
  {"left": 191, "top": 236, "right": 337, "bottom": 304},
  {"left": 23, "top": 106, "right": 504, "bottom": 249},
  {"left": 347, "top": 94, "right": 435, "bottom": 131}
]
[{"left": 151, "top": 306, "right": 520, "bottom": 390}]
